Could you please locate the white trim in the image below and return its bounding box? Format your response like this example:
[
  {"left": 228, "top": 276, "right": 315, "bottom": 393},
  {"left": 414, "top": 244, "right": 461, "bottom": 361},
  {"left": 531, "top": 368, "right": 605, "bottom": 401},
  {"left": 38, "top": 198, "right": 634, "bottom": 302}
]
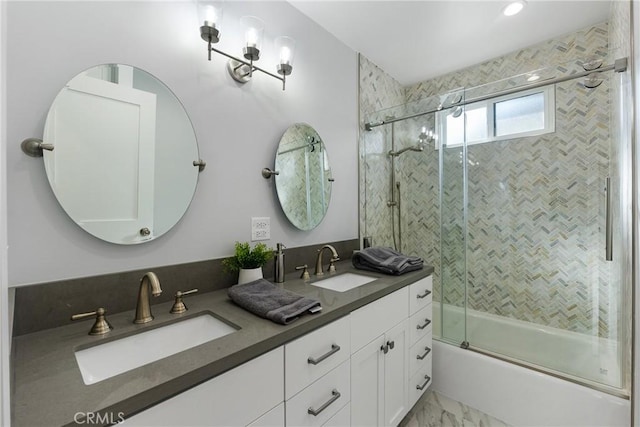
[
  {"left": 633, "top": 1, "right": 640, "bottom": 424},
  {"left": 436, "top": 85, "right": 556, "bottom": 149},
  {"left": 0, "top": 0, "right": 9, "bottom": 424}
]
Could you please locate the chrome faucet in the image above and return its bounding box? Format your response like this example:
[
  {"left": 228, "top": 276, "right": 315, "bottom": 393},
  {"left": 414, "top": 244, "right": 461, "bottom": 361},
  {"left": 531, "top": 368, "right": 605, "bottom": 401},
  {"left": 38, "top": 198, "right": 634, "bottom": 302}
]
[
  {"left": 314, "top": 245, "right": 340, "bottom": 276},
  {"left": 134, "top": 272, "right": 162, "bottom": 324}
]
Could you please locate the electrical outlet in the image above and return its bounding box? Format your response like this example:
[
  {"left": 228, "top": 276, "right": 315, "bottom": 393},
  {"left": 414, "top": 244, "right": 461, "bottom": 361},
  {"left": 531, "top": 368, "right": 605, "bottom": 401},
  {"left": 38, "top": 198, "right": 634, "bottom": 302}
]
[{"left": 251, "top": 217, "right": 271, "bottom": 241}]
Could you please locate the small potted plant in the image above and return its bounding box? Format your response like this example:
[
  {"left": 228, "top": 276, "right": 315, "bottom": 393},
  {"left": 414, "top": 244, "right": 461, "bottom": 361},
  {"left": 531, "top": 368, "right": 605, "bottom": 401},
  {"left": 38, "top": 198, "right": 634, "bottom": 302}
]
[{"left": 223, "top": 241, "right": 274, "bottom": 284}]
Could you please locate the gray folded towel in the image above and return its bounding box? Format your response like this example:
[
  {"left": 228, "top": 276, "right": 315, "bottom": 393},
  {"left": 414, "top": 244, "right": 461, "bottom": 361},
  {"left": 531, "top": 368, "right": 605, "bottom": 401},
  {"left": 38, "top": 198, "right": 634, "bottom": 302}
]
[
  {"left": 352, "top": 246, "right": 423, "bottom": 275},
  {"left": 227, "top": 278, "right": 321, "bottom": 325}
]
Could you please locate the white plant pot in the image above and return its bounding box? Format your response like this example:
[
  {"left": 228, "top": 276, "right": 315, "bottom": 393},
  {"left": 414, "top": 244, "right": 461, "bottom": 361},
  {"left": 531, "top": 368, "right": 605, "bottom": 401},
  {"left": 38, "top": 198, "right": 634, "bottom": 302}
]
[{"left": 237, "top": 267, "right": 263, "bottom": 285}]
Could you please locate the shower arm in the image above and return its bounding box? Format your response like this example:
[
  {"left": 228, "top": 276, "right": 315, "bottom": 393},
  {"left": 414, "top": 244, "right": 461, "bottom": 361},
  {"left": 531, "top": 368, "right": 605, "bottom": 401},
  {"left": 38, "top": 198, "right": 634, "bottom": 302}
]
[{"left": 364, "top": 57, "right": 628, "bottom": 131}]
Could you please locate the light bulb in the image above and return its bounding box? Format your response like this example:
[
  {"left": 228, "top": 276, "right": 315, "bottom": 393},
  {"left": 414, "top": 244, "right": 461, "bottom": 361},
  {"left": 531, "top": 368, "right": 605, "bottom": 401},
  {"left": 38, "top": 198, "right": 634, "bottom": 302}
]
[
  {"left": 198, "top": 1, "right": 223, "bottom": 29},
  {"left": 275, "top": 36, "right": 296, "bottom": 73},
  {"left": 241, "top": 16, "right": 264, "bottom": 52},
  {"left": 280, "top": 47, "right": 292, "bottom": 65},
  {"left": 246, "top": 28, "right": 258, "bottom": 48}
]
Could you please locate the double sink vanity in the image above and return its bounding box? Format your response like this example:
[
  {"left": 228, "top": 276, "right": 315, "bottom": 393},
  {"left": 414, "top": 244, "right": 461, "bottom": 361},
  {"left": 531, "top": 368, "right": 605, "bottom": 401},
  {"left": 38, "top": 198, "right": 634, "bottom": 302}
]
[
  {"left": 14, "top": 59, "right": 433, "bottom": 426},
  {"left": 12, "top": 262, "right": 433, "bottom": 426}
]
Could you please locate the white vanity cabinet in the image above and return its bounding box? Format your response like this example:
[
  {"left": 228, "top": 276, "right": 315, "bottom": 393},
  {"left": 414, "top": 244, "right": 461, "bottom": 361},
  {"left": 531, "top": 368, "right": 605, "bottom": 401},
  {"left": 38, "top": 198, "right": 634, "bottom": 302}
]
[
  {"left": 123, "top": 347, "right": 284, "bottom": 427},
  {"left": 350, "top": 287, "right": 410, "bottom": 427},
  {"left": 407, "top": 276, "right": 433, "bottom": 408},
  {"left": 121, "top": 273, "right": 433, "bottom": 427},
  {"left": 284, "top": 316, "right": 351, "bottom": 427}
]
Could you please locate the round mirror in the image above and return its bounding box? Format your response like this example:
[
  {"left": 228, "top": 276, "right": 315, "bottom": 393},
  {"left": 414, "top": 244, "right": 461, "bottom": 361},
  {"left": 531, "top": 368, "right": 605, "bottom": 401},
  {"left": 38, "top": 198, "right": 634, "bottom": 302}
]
[
  {"left": 42, "top": 64, "right": 200, "bottom": 244},
  {"left": 274, "top": 123, "right": 332, "bottom": 230}
]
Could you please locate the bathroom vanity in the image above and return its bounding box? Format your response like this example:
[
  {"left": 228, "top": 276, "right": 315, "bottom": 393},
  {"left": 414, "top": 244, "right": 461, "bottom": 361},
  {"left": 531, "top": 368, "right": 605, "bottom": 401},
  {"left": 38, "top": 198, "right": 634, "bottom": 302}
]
[{"left": 11, "top": 262, "right": 433, "bottom": 426}]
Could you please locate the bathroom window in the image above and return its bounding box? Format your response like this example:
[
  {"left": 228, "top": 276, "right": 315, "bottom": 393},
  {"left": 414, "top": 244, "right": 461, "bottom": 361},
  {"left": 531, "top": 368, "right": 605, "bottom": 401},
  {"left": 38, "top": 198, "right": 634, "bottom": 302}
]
[{"left": 436, "top": 85, "right": 555, "bottom": 148}]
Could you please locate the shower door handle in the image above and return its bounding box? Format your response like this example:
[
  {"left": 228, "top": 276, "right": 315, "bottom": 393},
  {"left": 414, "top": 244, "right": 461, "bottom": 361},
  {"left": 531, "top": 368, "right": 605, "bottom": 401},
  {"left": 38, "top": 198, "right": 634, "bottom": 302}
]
[{"left": 605, "top": 176, "right": 613, "bottom": 261}]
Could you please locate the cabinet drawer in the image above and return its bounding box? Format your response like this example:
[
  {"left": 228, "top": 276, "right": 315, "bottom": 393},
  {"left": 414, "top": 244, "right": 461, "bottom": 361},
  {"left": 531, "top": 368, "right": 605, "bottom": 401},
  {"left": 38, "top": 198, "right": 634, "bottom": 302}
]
[
  {"left": 409, "top": 355, "right": 433, "bottom": 409},
  {"left": 408, "top": 331, "right": 432, "bottom": 377},
  {"left": 285, "top": 316, "right": 350, "bottom": 399},
  {"left": 409, "top": 276, "right": 433, "bottom": 315},
  {"left": 351, "top": 287, "right": 409, "bottom": 352},
  {"left": 409, "top": 304, "right": 432, "bottom": 346},
  {"left": 322, "top": 402, "right": 350, "bottom": 427},
  {"left": 286, "top": 360, "right": 350, "bottom": 427}
]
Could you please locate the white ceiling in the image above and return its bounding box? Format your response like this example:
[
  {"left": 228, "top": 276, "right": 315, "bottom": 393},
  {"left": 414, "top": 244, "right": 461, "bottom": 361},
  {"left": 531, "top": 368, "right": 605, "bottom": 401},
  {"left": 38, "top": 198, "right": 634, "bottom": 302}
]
[{"left": 290, "top": 0, "right": 612, "bottom": 86}]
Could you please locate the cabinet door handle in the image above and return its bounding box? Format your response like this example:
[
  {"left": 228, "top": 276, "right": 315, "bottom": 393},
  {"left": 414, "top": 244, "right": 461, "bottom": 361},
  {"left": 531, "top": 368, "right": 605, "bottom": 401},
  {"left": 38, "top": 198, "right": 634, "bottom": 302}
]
[
  {"left": 307, "top": 389, "right": 341, "bottom": 416},
  {"left": 387, "top": 340, "right": 395, "bottom": 350},
  {"left": 416, "top": 319, "right": 432, "bottom": 330},
  {"left": 416, "top": 346, "right": 431, "bottom": 360},
  {"left": 308, "top": 344, "right": 341, "bottom": 365},
  {"left": 416, "top": 375, "right": 431, "bottom": 390},
  {"left": 416, "top": 290, "right": 432, "bottom": 299}
]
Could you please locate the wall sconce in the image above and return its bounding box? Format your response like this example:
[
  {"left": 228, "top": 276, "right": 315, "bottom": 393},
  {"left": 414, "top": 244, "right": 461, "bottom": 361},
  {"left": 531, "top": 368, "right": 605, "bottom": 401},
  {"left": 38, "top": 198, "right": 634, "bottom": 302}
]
[{"left": 197, "top": 1, "right": 296, "bottom": 90}]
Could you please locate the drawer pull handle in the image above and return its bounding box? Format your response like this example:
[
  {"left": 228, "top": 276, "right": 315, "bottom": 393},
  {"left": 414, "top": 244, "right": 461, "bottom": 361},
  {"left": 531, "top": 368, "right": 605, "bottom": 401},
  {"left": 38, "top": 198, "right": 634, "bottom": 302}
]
[
  {"left": 416, "top": 346, "right": 431, "bottom": 360},
  {"left": 416, "top": 375, "right": 431, "bottom": 391},
  {"left": 308, "top": 344, "right": 341, "bottom": 365},
  {"left": 416, "top": 290, "right": 432, "bottom": 299},
  {"left": 307, "top": 389, "right": 341, "bottom": 416},
  {"left": 416, "top": 319, "right": 432, "bottom": 330}
]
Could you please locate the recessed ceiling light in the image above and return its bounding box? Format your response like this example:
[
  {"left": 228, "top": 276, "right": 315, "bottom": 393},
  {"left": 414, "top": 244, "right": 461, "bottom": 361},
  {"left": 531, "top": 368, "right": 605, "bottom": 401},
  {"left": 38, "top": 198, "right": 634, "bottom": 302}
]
[{"left": 503, "top": 0, "right": 526, "bottom": 16}]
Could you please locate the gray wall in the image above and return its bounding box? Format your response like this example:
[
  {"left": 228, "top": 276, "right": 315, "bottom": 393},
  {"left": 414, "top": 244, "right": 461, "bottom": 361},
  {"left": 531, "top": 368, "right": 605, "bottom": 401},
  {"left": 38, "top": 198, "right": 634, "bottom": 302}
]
[{"left": 6, "top": 1, "right": 358, "bottom": 286}]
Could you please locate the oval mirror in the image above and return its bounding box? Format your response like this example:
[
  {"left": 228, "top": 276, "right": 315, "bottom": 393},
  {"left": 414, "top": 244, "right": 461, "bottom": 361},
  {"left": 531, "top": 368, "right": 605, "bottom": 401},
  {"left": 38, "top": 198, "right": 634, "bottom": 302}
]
[
  {"left": 274, "top": 123, "right": 332, "bottom": 230},
  {"left": 42, "top": 64, "right": 200, "bottom": 244}
]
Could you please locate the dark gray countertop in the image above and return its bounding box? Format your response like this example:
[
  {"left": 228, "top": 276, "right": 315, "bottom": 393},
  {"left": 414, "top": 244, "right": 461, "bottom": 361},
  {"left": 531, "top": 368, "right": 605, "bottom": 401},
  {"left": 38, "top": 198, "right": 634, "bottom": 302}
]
[{"left": 11, "top": 262, "right": 433, "bottom": 426}]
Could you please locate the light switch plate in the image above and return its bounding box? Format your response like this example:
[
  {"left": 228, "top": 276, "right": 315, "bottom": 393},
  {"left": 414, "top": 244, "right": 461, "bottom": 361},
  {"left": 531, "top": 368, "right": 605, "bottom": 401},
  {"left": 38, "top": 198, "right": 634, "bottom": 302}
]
[{"left": 251, "top": 217, "right": 270, "bottom": 241}]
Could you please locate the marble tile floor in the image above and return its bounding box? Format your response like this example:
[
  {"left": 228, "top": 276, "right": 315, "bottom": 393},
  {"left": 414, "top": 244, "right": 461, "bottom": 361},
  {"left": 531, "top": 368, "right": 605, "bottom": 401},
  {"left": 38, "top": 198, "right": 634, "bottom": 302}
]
[{"left": 400, "top": 390, "right": 511, "bottom": 427}]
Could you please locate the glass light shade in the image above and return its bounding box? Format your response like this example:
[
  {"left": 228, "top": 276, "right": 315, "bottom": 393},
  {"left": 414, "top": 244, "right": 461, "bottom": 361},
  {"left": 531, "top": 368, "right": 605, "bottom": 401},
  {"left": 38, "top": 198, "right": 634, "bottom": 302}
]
[
  {"left": 241, "top": 16, "right": 264, "bottom": 51},
  {"left": 197, "top": 0, "right": 224, "bottom": 29},
  {"left": 275, "top": 36, "right": 296, "bottom": 67}
]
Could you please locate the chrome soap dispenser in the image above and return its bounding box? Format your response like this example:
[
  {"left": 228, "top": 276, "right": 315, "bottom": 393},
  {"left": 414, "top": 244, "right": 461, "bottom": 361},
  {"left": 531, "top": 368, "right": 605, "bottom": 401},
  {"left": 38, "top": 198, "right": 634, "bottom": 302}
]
[{"left": 274, "top": 243, "right": 286, "bottom": 283}]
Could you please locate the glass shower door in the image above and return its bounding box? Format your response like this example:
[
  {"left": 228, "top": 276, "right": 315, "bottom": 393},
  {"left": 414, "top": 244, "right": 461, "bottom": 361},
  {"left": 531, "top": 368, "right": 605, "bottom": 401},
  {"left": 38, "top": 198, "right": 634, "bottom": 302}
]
[
  {"left": 438, "top": 90, "right": 468, "bottom": 346},
  {"left": 451, "top": 66, "right": 630, "bottom": 393}
]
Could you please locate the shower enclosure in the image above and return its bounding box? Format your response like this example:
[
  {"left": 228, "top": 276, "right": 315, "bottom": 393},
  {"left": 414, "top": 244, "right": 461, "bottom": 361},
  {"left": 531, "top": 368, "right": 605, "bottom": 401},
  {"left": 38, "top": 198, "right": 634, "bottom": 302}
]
[{"left": 360, "top": 52, "right": 633, "bottom": 395}]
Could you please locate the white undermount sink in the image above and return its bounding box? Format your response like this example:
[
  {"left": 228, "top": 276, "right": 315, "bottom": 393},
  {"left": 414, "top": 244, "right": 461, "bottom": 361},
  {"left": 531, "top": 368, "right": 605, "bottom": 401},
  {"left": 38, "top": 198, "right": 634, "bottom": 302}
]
[
  {"left": 310, "top": 272, "right": 377, "bottom": 292},
  {"left": 74, "top": 312, "right": 238, "bottom": 385}
]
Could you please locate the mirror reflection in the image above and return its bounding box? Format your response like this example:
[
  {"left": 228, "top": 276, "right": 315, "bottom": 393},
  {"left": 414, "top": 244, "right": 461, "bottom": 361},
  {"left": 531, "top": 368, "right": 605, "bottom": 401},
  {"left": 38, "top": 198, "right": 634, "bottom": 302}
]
[
  {"left": 275, "top": 123, "right": 332, "bottom": 230},
  {"left": 43, "top": 64, "right": 200, "bottom": 244}
]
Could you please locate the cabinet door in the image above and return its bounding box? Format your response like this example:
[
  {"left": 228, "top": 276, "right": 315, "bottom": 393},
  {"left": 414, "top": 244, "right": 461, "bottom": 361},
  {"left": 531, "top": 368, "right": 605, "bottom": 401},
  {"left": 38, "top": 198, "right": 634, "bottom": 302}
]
[
  {"left": 247, "top": 403, "right": 285, "bottom": 427},
  {"left": 383, "top": 319, "right": 409, "bottom": 427},
  {"left": 123, "top": 347, "right": 284, "bottom": 426},
  {"left": 350, "top": 335, "right": 385, "bottom": 427},
  {"left": 350, "top": 287, "right": 408, "bottom": 353}
]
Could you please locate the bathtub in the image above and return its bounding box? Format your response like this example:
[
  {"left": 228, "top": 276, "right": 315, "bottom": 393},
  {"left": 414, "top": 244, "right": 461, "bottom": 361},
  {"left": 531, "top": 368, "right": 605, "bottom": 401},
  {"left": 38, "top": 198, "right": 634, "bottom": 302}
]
[{"left": 431, "top": 303, "right": 630, "bottom": 426}]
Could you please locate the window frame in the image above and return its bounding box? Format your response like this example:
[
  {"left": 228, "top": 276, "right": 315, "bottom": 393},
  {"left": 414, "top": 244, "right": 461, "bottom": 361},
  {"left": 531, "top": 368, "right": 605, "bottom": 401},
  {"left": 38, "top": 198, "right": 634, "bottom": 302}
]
[{"left": 436, "top": 85, "right": 556, "bottom": 149}]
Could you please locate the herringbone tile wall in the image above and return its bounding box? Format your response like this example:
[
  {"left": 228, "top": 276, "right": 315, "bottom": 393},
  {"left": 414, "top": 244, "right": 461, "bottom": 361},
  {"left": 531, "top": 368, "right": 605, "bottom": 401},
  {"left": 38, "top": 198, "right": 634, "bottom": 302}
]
[{"left": 360, "top": 20, "right": 622, "bottom": 338}]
